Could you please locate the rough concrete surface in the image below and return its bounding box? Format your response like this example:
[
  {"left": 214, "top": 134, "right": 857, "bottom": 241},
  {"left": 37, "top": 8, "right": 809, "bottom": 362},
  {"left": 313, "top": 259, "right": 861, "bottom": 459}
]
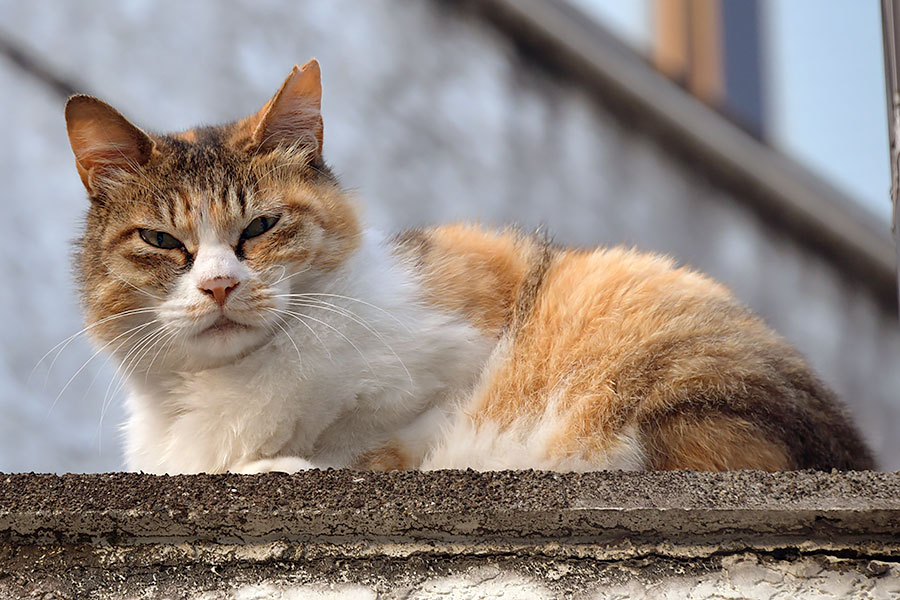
[{"left": 0, "top": 471, "right": 898, "bottom": 598}]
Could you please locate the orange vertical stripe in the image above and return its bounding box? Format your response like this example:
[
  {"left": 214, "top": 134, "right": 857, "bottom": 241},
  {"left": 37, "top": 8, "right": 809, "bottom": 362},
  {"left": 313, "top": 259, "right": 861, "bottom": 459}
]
[
  {"left": 688, "top": 0, "right": 724, "bottom": 104},
  {"left": 655, "top": 0, "right": 690, "bottom": 82}
]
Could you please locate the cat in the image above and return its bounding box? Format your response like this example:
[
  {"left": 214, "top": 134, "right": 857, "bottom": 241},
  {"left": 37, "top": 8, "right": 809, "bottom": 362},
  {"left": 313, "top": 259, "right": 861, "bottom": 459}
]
[{"left": 64, "top": 59, "right": 874, "bottom": 474}]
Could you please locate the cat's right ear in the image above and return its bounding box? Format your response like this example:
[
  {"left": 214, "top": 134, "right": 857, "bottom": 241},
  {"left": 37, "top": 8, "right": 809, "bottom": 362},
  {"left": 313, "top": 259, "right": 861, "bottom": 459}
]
[
  {"left": 65, "top": 95, "right": 156, "bottom": 195},
  {"left": 242, "top": 59, "right": 324, "bottom": 156}
]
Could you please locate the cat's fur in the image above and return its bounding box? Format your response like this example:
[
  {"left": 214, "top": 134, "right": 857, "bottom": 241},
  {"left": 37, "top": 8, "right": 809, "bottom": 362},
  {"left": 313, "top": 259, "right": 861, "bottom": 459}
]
[{"left": 64, "top": 60, "right": 874, "bottom": 474}]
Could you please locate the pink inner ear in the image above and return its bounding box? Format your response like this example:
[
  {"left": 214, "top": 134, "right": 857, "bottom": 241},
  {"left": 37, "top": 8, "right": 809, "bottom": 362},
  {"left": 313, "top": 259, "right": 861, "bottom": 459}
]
[
  {"left": 254, "top": 61, "right": 324, "bottom": 155},
  {"left": 66, "top": 97, "right": 154, "bottom": 177},
  {"left": 262, "top": 104, "right": 323, "bottom": 153},
  {"left": 71, "top": 121, "right": 146, "bottom": 169}
]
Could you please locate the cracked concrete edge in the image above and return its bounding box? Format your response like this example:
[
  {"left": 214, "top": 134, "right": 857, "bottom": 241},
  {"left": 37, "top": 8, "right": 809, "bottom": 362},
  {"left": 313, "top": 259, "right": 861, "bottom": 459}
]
[
  {"left": 0, "top": 471, "right": 898, "bottom": 559},
  {"left": 5, "top": 537, "right": 898, "bottom": 568},
  {"left": 2, "top": 509, "right": 898, "bottom": 558},
  {"left": 2, "top": 548, "right": 898, "bottom": 599}
]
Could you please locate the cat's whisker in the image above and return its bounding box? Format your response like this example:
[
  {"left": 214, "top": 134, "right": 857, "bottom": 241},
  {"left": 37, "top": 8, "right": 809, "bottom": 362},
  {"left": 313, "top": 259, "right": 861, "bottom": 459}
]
[
  {"left": 156, "top": 327, "right": 186, "bottom": 376},
  {"left": 101, "top": 326, "right": 161, "bottom": 405},
  {"left": 96, "top": 328, "right": 161, "bottom": 443},
  {"left": 258, "top": 264, "right": 287, "bottom": 286},
  {"left": 96, "top": 327, "right": 165, "bottom": 448},
  {"left": 101, "top": 260, "right": 165, "bottom": 301},
  {"left": 79, "top": 318, "right": 163, "bottom": 407},
  {"left": 86, "top": 326, "right": 152, "bottom": 454},
  {"left": 265, "top": 308, "right": 333, "bottom": 361},
  {"left": 268, "top": 307, "right": 373, "bottom": 373},
  {"left": 283, "top": 298, "right": 412, "bottom": 384},
  {"left": 267, "top": 265, "right": 312, "bottom": 287},
  {"left": 100, "top": 326, "right": 170, "bottom": 437},
  {"left": 103, "top": 325, "right": 166, "bottom": 412},
  {"left": 108, "top": 276, "right": 163, "bottom": 301},
  {"left": 275, "top": 292, "right": 412, "bottom": 333},
  {"left": 51, "top": 320, "right": 158, "bottom": 413},
  {"left": 283, "top": 297, "right": 374, "bottom": 324},
  {"left": 269, "top": 316, "right": 302, "bottom": 367},
  {"left": 30, "top": 307, "right": 158, "bottom": 386},
  {"left": 143, "top": 328, "right": 180, "bottom": 384},
  {"left": 114, "top": 328, "right": 170, "bottom": 405}
]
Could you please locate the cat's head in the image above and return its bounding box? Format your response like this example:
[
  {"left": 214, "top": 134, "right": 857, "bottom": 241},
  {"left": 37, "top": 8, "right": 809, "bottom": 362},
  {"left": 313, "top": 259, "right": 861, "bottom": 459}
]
[{"left": 66, "top": 60, "right": 361, "bottom": 369}]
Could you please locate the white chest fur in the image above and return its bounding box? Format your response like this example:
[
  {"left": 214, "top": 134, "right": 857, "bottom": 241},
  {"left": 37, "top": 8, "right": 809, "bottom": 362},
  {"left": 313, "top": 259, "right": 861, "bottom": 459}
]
[{"left": 122, "top": 230, "right": 494, "bottom": 474}]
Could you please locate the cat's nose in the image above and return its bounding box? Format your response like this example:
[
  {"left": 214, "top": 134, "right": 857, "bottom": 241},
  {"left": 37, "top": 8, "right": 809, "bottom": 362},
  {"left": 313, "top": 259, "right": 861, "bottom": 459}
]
[{"left": 198, "top": 277, "right": 240, "bottom": 307}]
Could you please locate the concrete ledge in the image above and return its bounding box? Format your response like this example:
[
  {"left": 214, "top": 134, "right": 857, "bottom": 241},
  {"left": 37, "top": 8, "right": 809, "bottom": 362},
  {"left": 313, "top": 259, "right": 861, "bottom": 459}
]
[{"left": 2, "top": 471, "right": 899, "bottom": 598}]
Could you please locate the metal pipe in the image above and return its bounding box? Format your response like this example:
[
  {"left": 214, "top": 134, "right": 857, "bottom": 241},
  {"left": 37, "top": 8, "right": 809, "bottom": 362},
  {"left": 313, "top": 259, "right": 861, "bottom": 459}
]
[{"left": 882, "top": 0, "right": 900, "bottom": 313}]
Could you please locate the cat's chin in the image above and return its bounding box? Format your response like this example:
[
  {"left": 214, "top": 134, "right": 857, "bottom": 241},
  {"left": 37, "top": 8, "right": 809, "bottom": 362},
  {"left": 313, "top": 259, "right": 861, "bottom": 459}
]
[{"left": 182, "top": 320, "right": 272, "bottom": 369}]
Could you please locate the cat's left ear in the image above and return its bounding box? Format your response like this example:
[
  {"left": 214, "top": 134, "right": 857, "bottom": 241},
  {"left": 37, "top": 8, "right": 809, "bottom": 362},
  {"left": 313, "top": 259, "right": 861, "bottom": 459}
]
[
  {"left": 65, "top": 95, "right": 156, "bottom": 195},
  {"left": 247, "top": 59, "right": 324, "bottom": 156}
]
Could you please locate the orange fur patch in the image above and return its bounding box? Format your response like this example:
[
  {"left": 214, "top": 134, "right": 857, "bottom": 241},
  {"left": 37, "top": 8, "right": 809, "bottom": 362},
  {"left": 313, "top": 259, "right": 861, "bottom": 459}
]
[
  {"left": 644, "top": 414, "right": 792, "bottom": 471},
  {"left": 399, "top": 225, "right": 545, "bottom": 335},
  {"left": 460, "top": 246, "right": 812, "bottom": 469},
  {"left": 354, "top": 444, "right": 410, "bottom": 471},
  {"left": 173, "top": 129, "right": 198, "bottom": 143}
]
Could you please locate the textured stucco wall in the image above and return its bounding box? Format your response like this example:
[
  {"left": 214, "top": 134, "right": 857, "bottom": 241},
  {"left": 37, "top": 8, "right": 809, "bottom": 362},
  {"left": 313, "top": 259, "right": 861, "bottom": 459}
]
[
  {"left": 12, "top": 556, "right": 899, "bottom": 599},
  {"left": 1, "top": 471, "right": 899, "bottom": 599},
  {"left": 0, "top": 0, "right": 897, "bottom": 472}
]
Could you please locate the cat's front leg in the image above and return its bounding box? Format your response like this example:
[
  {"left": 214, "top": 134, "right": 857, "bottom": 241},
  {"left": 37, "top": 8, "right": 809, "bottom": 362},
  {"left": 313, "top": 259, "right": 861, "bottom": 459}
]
[{"left": 231, "top": 456, "right": 319, "bottom": 474}]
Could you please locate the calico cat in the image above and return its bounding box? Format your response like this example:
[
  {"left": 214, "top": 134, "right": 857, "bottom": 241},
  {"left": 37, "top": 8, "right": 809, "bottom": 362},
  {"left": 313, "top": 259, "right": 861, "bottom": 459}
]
[{"left": 64, "top": 60, "right": 874, "bottom": 474}]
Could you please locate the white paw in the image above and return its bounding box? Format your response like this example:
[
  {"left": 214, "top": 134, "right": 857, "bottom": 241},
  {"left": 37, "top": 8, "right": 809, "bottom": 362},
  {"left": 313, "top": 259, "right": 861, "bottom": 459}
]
[{"left": 232, "top": 456, "right": 318, "bottom": 474}]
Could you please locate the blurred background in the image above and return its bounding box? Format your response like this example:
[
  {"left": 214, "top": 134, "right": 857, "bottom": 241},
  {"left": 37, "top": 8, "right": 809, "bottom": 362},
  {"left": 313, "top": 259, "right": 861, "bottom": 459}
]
[{"left": 0, "top": 0, "right": 896, "bottom": 472}]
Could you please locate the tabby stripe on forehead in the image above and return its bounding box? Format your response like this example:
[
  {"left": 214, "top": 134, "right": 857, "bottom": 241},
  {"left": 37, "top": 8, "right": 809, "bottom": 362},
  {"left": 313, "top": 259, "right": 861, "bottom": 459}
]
[
  {"left": 236, "top": 184, "right": 246, "bottom": 216},
  {"left": 206, "top": 191, "right": 224, "bottom": 223},
  {"left": 162, "top": 191, "right": 179, "bottom": 226},
  {"left": 177, "top": 188, "right": 192, "bottom": 222}
]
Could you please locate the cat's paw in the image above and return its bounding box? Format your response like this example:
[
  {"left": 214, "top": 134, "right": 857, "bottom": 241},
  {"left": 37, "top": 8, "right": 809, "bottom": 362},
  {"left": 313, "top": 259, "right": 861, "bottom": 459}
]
[{"left": 232, "top": 456, "right": 318, "bottom": 474}]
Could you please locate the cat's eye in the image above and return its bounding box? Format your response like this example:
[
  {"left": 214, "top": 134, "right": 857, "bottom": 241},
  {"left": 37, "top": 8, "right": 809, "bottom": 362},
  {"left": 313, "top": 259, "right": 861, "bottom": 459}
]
[
  {"left": 139, "top": 229, "right": 183, "bottom": 250},
  {"left": 241, "top": 215, "right": 280, "bottom": 240}
]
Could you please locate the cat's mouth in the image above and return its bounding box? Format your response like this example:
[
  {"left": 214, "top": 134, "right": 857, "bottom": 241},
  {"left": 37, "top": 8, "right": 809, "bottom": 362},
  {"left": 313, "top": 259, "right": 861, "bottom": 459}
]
[{"left": 197, "top": 316, "right": 253, "bottom": 337}]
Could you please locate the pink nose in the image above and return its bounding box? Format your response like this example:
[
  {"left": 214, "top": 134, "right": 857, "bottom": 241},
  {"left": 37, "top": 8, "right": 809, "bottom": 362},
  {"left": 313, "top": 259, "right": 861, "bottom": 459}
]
[{"left": 198, "top": 277, "right": 240, "bottom": 307}]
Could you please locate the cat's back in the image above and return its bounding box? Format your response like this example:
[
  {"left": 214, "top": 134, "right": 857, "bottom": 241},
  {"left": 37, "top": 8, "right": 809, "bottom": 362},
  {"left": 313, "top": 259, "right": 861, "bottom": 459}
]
[{"left": 406, "top": 225, "right": 874, "bottom": 472}]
